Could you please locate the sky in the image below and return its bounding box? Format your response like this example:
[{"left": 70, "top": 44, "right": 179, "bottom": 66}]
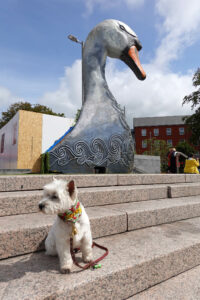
[{"left": 0, "top": 0, "right": 200, "bottom": 127}]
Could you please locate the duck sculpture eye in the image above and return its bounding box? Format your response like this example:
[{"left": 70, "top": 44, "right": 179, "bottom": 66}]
[
  {"left": 119, "top": 24, "right": 136, "bottom": 38},
  {"left": 119, "top": 24, "right": 126, "bottom": 31}
]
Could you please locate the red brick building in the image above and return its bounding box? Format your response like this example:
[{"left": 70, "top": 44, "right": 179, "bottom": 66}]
[{"left": 133, "top": 115, "right": 191, "bottom": 154}]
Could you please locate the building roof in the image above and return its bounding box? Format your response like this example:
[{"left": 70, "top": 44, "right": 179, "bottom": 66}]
[{"left": 133, "top": 115, "right": 188, "bottom": 127}]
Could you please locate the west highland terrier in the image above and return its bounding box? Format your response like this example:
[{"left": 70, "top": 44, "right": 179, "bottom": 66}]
[{"left": 39, "top": 178, "right": 93, "bottom": 273}]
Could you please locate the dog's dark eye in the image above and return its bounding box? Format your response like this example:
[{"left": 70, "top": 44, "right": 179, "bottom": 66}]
[{"left": 51, "top": 194, "right": 58, "bottom": 200}]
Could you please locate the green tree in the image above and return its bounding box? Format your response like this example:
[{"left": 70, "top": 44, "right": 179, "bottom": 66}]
[
  {"left": 73, "top": 108, "right": 81, "bottom": 124},
  {"left": 183, "top": 68, "right": 200, "bottom": 145},
  {"left": 176, "top": 141, "right": 195, "bottom": 156},
  {"left": 143, "top": 138, "right": 169, "bottom": 172},
  {"left": 0, "top": 102, "right": 65, "bottom": 129}
]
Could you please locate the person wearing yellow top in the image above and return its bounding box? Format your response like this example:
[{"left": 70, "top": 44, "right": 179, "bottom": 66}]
[{"left": 184, "top": 153, "right": 199, "bottom": 174}]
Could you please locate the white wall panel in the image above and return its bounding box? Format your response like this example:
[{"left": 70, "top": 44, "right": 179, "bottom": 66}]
[
  {"left": 0, "top": 112, "right": 19, "bottom": 169},
  {"left": 42, "top": 115, "right": 74, "bottom": 153}
]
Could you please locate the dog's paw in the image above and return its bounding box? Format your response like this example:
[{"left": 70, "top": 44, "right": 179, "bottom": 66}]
[
  {"left": 60, "top": 261, "right": 72, "bottom": 274},
  {"left": 60, "top": 267, "right": 71, "bottom": 274},
  {"left": 83, "top": 253, "right": 93, "bottom": 263}
]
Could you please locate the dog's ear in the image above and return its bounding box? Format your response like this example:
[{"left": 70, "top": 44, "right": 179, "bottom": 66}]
[{"left": 67, "top": 180, "right": 75, "bottom": 197}]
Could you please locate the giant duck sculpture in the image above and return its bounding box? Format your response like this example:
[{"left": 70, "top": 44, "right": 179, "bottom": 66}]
[{"left": 49, "top": 19, "right": 146, "bottom": 173}]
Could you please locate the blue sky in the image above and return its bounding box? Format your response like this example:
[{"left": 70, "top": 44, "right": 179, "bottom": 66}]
[{"left": 0, "top": 0, "right": 200, "bottom": 126}]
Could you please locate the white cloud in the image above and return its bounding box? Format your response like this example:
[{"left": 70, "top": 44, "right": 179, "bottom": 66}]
[
  {"left": 0, "top": 50, "right": 194, "bottom": 128},
  {"left": 39, "top": 0, "right": 200, "bottom": 127},
  {"left": 154, "top": 0, "right": 200, "bottom": 68},
  {"left": 38, "top": 58, "right": 193, "bottom": 128},
  {"left": 125, "top": 0, "right": 145, "bottom": 7},
  {"left": 0, "top": 58, "right": 193, "bottom": 129},
  {"left": 106, "top": 60, "right": 193, "bottom": 126},
  {"left": 0, "top": 86, "right": 22, "bottom": 114},
  {"left": 83, "top": 0, "right": 145, "bottom": 16},
  {"left": 1, "top": 0, "right": 199, "bottom": 129},
  {"left": 39, "top": 60, "right": 82, "bottom": 119}
]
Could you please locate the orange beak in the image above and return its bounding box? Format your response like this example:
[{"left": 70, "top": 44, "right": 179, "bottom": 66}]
[{"left": 128, "top": 46, "right": 146, "bottom": 80}]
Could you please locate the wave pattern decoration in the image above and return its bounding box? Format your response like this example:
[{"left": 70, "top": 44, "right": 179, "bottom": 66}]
[{"left": 50, "top": 133, "right": 134, "bottom": 168}]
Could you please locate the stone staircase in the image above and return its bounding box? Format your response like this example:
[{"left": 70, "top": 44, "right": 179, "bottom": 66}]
[{"left": 1, "top": 174, "right": 200, "bottom": 299}]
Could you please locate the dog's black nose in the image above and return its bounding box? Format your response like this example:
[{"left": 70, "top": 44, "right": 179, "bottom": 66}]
[{"left": 39, "top": 203, "right": 45, "bottom": 210}]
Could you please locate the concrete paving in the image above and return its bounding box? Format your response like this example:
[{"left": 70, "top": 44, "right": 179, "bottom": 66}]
[
  {"left": 1, "top": 174, "right": 200, "bottom": 299},
  {"left": 0, "top": 206, "right": 127, "bottom": 259},
  {"left": 130, "top": 265, "right": 200, "bottom": 300},
  {"left": 0, "top": 184, "right": 168, "bottom": 216},
  {"left": 0, "top": 173, "right": 199, "bottom": 192},
  {"left": 110, "top": 195, "right": 200, "bottom": 230},
  {"left": 1, "top": 217, "right": 200, "bottom": 299},
  {"left": 1, "top": 196, "right": 200, "bottom": 259},
  {"left": 0, "top": 174, "right": 118, "bottom": 191},
  {"left": 169, "top": 182, "right": 200, "bottom": 198}
]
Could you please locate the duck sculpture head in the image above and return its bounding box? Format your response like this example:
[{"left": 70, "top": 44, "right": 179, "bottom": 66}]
[
  {"left": 97, "top": 19, "right": 145, "bottom": 79},
  {"left": 83, "top": 19, "right": 146, "bottom": 103},
  {"left": 49, "top": 19, "right": 146, "bottom": 174}
]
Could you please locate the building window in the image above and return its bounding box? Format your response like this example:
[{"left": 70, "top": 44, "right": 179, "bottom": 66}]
[
  {"left": 141, "top": 129, "right": 146, "bottom": 136},
  {"left": 154, "top": 128, "right": 159, "bottom": 136},
  {"left": 13, "top": 123, "right": 17, "bottom": 145},
  {"left": 167, "top": 139, "right": 172, "bottom": 146},
  {"left": 1, "top": 133, "right": 5, "bottom": 153},
  {"left": 166, "top": 128, "right": 171, "bottom": 135},
  {"left": 179, "top": 127, "right": 185, "bottom": 135},
  {"left": 142, "top": 140, "right": 147, "bottom": 148}
]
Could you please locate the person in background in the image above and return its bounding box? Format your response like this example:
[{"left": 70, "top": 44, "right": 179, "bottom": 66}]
[
  {"left": 167, "top": 148, "right": 177, "bottom": 173},
  {"left": 184, "top": 153, "right": 199, "bottom": 174}
]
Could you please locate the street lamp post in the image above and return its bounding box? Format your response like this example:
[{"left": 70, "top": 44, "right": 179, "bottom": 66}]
[{"left": 68, "top": 34, "right": 84, "bottom": 105}]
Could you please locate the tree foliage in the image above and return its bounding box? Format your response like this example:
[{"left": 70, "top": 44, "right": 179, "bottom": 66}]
[
  {"left": 183, "top": 68, "right": 200, "bottom": 145},
  {"left": 74, "top": 109, "right": 81, "bottom": 124},
  {"left": 176, "top": 141, "right": 195, "bottom": 156},
  {"left": 143, "top": 138, "right": 169, "bottom": 172},
  {"left": 0, "top": 102, "right": 65, "bottom": 129}
]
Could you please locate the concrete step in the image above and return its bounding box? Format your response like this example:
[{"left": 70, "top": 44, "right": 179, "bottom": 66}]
[
  {"left": 0, "top": 184, "right": 168, "bottom": 216},
  {"left": 1, "top": 217, "right": 200, "bottom": 299},
  {"left": 169, "top": 182, "right": 200, "bottom": 198},
  {"left": 118, "top": 173, "right": 189, "bottom": 185},
  {"left": 0, "top": 206, "right": 127, "bottom": 259},
  {"left": 129, "top": 265, "right": 200, "bottom": 300},
  {"left": 0, "top": 190, "right": 42, "bottom": 216},
  {"left": 185, "top": 174, "right": 200, "bottom": 183},
  {"left": 0, "top": 174, "right": 118, "bottom": 191},
  {"left": 0, "top": 174, "right": 199, "bottom": 192},
  {"left": 109, "top": 195, "right": 200, "bottom": 231},
  {"left": 1, "top": 181, "right": 200, "bottom": 217},
  {"left": 1, "top": 196, "right": 200, "bottom": 259}
]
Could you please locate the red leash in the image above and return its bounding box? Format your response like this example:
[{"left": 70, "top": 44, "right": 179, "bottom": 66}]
[{"left": 70, "top": 238, "right": 109, "bottom": 270}]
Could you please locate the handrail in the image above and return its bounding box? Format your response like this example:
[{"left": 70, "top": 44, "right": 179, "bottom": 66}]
[{"left": 175, "top": 151, "right": 188, "bottom": 159}]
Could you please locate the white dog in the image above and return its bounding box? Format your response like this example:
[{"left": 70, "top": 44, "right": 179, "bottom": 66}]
[{"left": 39, "top": 178, "right": 93, "bottom": 273}]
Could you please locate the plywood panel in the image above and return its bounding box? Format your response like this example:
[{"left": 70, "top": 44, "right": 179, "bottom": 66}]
[{"left": 17, "top": 110, "right": 42, "bottom": 172}]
